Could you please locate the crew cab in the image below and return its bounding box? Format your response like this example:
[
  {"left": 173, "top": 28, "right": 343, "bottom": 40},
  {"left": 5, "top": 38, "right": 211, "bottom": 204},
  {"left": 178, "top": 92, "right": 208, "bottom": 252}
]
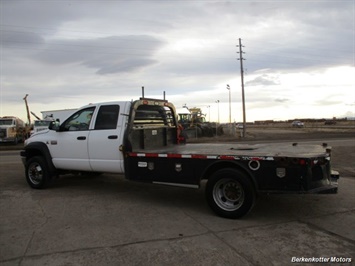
[{"left": 21, "top": 97, "right": 339, "bottom": 219}]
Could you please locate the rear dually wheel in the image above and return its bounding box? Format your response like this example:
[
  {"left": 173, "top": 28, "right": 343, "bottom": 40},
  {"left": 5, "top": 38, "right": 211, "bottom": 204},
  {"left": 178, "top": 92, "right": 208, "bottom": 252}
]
[{"left": 206, "top": 168, "right": 256, "bottom": 219}]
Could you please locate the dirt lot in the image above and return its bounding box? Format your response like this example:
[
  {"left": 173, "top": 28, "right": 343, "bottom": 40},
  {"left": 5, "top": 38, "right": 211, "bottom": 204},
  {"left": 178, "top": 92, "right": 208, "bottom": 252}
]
[{"left": 1, "top": 126, "right": 354, "bottom": 265}]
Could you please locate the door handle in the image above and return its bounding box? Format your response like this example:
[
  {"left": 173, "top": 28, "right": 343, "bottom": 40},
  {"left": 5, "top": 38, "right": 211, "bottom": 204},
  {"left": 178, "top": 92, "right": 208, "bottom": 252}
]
[
  {"left": 108, "top": 135, "right": 118, "bottom": 139},
  {"left": 77, "top": 136, "right": 86, "bottom": 140}
]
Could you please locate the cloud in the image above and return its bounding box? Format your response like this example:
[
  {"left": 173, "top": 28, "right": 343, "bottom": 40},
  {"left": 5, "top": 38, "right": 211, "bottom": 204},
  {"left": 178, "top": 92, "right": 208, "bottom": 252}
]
[
  {"left": 275, "top": 98, "right": 290, "bottom": 103},
  {"left": 33, "top": 35, "right": 164, "bottom": 74},
  {"left": 0, "top": 0, "right": 354, "bottom": 122},
  {"left": 344, "top": 111, "right": 355, "bottom": 118},
  {"left": 1, "top": 30, "right": 45, "bottom": 48},
  {"left": 95, "top": 58, "right": 158, "bottom": 75},
  {"left": 246, "top": 74, "right": 280, "bottom": 86},
  {"left": 1, "top": 0, "right": 89, "bottom": 29}
]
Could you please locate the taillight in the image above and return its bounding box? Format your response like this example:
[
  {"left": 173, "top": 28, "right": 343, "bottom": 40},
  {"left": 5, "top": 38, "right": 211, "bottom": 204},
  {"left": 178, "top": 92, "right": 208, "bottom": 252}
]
[{"left": 299, "top": 159, "right": 306, "bottom": 165}]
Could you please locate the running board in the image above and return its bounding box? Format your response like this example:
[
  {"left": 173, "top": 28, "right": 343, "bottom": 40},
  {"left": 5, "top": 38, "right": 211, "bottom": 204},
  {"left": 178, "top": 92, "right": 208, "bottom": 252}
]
[{"left": 153, "top": 181, "right": 199, "bottom": 189}]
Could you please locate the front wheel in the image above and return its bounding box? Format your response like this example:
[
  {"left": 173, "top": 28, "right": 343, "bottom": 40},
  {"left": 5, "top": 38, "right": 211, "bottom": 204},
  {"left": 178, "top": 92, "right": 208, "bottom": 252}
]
[
  {"left": 25, "top": 156, "right": 51, "bottom": 189},
  {"left": 206, "top": 168, "right": 256, "bottom": 219}
]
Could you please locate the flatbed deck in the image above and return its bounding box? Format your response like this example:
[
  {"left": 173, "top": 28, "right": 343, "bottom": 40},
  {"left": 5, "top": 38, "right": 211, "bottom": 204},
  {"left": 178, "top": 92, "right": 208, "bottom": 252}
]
[{"left": 133, "top": 143, "right": 330, "bottom": 159}]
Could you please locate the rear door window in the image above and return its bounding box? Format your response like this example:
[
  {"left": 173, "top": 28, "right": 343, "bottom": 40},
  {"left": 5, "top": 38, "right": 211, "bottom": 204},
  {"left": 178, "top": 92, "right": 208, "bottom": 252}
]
[{"left": 94, "top": 105, "right": 120, "bottom": 130}]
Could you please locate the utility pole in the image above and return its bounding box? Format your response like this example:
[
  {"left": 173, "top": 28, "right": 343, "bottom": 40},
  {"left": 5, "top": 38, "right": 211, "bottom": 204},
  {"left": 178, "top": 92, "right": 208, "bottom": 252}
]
[{"left": 237, "top": 38, "right": 246, "bottom": 137}]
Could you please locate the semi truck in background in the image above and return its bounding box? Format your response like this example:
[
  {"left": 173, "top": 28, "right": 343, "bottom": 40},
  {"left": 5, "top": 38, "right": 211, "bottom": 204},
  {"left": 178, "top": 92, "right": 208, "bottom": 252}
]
[{"left": 0, "top": 116, "right": 27, "bottom": 144}]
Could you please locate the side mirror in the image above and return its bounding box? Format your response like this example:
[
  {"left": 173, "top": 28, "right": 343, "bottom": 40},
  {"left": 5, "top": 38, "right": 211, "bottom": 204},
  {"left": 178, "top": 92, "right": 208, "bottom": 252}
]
[{"left": 48, "top": 121, "right": 60, "bottom": 131}]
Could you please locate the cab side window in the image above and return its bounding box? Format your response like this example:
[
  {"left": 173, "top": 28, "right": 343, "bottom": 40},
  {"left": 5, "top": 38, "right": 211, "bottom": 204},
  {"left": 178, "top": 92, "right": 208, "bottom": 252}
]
[
  {"left": 61, "top": 107, "right": 95, "bottom": 131},
  {"left": 94, "top": 105, "right": 120, "bottom": 130}
]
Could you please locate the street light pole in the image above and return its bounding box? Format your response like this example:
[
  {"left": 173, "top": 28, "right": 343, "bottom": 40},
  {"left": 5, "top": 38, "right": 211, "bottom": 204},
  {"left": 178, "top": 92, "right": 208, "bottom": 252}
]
[
  {"left": 215, "top": 100, "right": 220, "bottom": 124},
  {"left": 227, "top": 84, "right": 231, "bottom": 124}
]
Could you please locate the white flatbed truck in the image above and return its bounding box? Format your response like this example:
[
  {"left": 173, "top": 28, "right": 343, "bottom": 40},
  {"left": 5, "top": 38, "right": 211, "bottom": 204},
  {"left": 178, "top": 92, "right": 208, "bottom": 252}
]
[{"left": 21, "top": 97, "right": 339, "bottom": 218}]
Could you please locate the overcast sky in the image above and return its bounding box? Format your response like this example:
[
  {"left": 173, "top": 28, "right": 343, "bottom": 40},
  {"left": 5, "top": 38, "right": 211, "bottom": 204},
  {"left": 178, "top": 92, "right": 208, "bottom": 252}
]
[{"left": 1, "top": 0, "right": 354, "bottom": 123}]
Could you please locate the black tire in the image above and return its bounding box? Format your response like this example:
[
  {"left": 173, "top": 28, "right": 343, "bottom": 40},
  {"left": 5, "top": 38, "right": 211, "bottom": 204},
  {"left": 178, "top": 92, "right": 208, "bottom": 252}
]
[
  {"left": 206, "top": 168, "right": 255, "bottom": 219},
  {"left": 25, "top": 156, "right": 51, "bottom": 189}
]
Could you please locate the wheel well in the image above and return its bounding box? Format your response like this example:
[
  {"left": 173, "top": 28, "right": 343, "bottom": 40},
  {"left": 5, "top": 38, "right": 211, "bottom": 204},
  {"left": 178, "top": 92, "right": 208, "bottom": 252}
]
[
  {"left": 24, "top": 142, "right": 57, "bottom": 175},
  {"left": 201, "top": 161, "right": 259, "bottom": 192},
  {"left": 25, "top": 148, "right": 44, "bottom": 160}
]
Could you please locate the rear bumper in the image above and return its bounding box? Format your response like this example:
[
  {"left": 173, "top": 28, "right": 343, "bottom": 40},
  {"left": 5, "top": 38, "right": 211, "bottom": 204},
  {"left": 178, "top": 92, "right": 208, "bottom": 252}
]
[
  {"left": 305, "top": 170, "right": 339, "bottom": 194},
  {"left": 306, "top": 184, "right": 338, "bottom": 194},
  {"left": 260, "top": 170, "right": 340, "bottom": 195},
  {"left": 330, "top": 170, "right": 340, "bottom": 182}
]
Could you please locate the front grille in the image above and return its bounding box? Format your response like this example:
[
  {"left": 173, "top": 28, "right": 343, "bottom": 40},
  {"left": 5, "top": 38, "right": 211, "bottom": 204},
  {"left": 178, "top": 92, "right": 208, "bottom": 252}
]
[{"left": 0, "top": 128, "right": 7, "bottom": 138}]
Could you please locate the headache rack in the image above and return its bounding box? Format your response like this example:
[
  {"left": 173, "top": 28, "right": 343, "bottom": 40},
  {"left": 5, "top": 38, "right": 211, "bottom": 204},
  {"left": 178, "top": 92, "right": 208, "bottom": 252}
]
[{"left": 125, "top": 92, "right": 179, "bottom": 151}]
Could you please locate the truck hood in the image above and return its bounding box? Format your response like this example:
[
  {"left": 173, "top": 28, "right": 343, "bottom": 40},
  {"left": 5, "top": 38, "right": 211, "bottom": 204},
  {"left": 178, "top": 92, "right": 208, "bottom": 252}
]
[
  {"left": 25, "top": 129, "right": 51, "bottom": 145},
  {"left": 31, "top": 129, "right": 50, "bottom": 137}
]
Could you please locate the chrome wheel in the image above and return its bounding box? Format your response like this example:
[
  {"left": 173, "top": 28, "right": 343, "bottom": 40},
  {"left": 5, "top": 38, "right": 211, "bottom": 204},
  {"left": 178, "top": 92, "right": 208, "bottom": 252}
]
[
  {"left": 206, "top": 168, "right": 255, "bottom": 218},
  {"left": 25, "top": 156, "right": 52, "bottom": 189},
  {"left": 213, "top": 178, "right": 245, "bottom": 211},
  {"left": 28, "top": 162, "right": 43, "bottom": 186}
]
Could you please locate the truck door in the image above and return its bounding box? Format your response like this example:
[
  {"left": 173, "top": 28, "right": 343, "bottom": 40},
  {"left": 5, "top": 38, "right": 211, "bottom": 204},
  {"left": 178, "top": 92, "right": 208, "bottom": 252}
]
[
  {"left": 88, "top": 103, "right": 126, "bottom": 173},
  {"left": 49, "top": 107, "right": 95, "bottom": 171}
]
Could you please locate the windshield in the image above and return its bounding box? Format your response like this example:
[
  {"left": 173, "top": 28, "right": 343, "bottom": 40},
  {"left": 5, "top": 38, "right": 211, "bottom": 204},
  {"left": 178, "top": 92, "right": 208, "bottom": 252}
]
[
  {"left": 0, "top": 119, "right": 14, "bottom": 126},
  {"left": 34, "top": 120, "right": 52, "bottom": 127}
]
